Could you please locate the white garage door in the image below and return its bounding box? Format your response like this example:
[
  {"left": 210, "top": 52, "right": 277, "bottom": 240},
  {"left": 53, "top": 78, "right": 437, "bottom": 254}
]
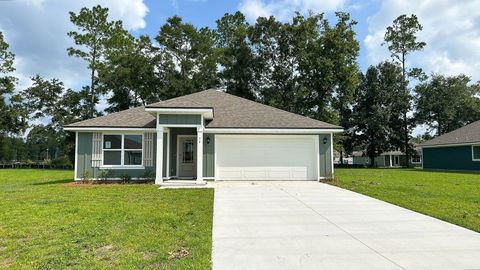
[{"left": 216, "top": 135, "right": 318, "bottom": 180}]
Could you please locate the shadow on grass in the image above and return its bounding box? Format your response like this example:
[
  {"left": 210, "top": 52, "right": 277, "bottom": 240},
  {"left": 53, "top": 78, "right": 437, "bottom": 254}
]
[
  {"left": 339, "top": 167, "right": 480, "bottom": 176},
  {"left": 32, "top": 179, "right": 73, "bottom": 186},
  {"left": 397, "top": 168, "right": 480, "bottom": 176}
]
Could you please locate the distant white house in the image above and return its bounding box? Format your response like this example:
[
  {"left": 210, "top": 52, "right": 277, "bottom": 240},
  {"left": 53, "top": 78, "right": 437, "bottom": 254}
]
[{"left": 352, "top": 148, "right": 422, "bottom": 167}]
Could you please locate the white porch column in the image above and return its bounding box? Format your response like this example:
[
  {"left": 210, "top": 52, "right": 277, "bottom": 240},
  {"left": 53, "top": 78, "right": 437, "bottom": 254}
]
[
  {"left": 196, "top": 126, "right": 204, "bottom": 184},
  {"left": 155, "top": 126, "right": 164, "bottom": 185}
]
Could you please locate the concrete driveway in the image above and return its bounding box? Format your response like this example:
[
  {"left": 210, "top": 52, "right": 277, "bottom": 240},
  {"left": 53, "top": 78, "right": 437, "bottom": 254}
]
[{"left": 212, "top": 181, "right": 480, "bottom": 270}]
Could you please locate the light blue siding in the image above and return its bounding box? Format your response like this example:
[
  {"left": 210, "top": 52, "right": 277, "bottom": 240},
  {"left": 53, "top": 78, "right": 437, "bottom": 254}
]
[
  {"left": 203, "top": 134, "right": 215, "bottom": 178},
  {"left": 75, "top": 132, "right": 160, "bottom": 180},
  {"left": 158, "top": 114, "right": 201, "bottom": 125}
]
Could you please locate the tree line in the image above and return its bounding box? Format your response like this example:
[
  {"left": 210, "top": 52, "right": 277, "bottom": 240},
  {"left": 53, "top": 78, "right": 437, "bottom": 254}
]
[{"left": 0, "top": 6, "right": 479, "bottom": 166}]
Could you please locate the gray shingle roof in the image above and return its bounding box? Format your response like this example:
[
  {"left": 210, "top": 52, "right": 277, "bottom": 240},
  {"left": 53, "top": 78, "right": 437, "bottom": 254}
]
[
  {"left": 147, "top": 89, "right": 341, "bottom": 129},
  {"left": 67, "top": 89, "right": 342, "bottom": 129},
  {"left": 65, "top": 106, "right": 156, "bottom": 128},
  {"left": 420, "top": 120, "right": 480, "bottom": 147}
]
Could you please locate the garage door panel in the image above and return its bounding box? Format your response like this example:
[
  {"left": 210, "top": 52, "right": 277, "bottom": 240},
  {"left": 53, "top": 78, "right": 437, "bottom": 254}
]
[
  {"left": 218, "top": 168, "right": 242, "bottom": 180},
  {"left": 243, "top": 168, "right": 268, "bottom": 180},
  {"left": 291, "top": 168, "right": 308, "bottom": 180},
  {"left": 216, "top": 135, "right": 317, "bottom": 181}
]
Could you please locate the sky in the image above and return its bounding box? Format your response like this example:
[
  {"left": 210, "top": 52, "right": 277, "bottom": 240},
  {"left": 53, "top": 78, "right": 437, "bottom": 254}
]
[{"left": 1, "top": 0, "right": 479, "bottom": 135}]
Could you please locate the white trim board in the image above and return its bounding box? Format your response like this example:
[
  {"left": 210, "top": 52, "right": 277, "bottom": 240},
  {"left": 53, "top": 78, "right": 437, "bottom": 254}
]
[
  {"left": 472, "top": 145, "right": 480, "bottom": 161},
  {"left": 204, "top": 128, "right": 343, "bottom": 134},
  {"left": 74, "top": 131, "right": 78, "bottom": 180},
  {"left": 329, "top": 132, "right": 334, "bottom": 178},
  {"left": 145, "top": 108, "right": 213, "bottom": 119},
  {"left": 421, "top": 142, "right": 480, "bottom": 148},
  {"left": 64, "top": 127, "right": 155, "bottom": 132}
]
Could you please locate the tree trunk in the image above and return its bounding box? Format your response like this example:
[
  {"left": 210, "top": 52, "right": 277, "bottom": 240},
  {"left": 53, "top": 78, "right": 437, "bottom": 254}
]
[
  {"left": 90, "top": 49, "right": 97, "bottom": 118},
  {"left": 402, "top": 52, "right": 410, "bottom": 168},
  {"left": 90, "top": 67, "right": 95, "bottom": 118}
]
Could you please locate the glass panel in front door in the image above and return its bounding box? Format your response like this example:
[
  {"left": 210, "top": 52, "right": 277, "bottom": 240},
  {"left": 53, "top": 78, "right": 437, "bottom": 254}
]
[{"left": 182, "top": 140, "right": 194, "bottom": 163}]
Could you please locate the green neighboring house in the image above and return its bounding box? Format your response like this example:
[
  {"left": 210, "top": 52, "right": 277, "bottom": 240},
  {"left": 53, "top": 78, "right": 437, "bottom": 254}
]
[
  {"left": 64, "top": 89, "right": 343, "bottom": 184},
  {"left": 420, "top": 120, "right": 480, "bottom": 171}
]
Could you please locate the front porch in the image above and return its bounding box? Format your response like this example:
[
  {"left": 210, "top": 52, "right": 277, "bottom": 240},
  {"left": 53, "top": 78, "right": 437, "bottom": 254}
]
[{"left": 156, "top": 127, "right": 206, "bottom": 185}]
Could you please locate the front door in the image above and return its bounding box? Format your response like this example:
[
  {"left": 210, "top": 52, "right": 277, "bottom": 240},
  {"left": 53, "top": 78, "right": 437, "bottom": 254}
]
[
  {"left": 394, "top": 155, "right": 400, "bottom": 166},
  {"left": 178, "top": 136, "right": 197, "bottom": 177}
]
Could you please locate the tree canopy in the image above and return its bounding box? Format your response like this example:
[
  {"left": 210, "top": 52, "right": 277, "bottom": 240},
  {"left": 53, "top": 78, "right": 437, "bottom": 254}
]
[
  {"left": 0, "top": 32, "right": 27, "bottom": 138},
  {"left": 415, "top": 74, "right": 480, "bottom": 135},
  {"left": 348, "top": 62, "right": 405, "bottom": 166}
]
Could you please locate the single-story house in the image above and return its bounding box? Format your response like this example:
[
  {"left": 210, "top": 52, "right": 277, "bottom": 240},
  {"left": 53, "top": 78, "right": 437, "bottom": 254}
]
[
  {"left": 352, "top": 148, "right": 422, "bottom": 167},
  {"left": 420, "top": 120, "right": 480, "bottom": 171},
  {"left": 64, "top": 89, "right": 343, "bottom": 184}
]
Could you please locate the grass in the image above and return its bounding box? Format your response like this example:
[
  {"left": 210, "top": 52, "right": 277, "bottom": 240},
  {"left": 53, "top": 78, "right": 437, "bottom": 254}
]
[
  {"left": 0, "top": 169, "right": 214, "bottom": 269},
  {"left": 334, "top": 168, "right": 480, "bottom": 232}
]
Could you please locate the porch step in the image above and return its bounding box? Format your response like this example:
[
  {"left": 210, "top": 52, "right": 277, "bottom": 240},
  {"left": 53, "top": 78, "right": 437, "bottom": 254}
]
[{"left": 159, "top": 180, "right": 209, "bottom": 189}]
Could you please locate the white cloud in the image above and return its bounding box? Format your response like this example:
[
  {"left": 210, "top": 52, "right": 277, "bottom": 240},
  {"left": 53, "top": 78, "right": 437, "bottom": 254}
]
[
  {"left": 364, "top": 0, "right": 480, "bottom": 81},
  {"left": 0, "top": 0, "right": 148, "bottom": 93},
  {"left": 238, "top": 0, "right": 346, "bottom": 21}
]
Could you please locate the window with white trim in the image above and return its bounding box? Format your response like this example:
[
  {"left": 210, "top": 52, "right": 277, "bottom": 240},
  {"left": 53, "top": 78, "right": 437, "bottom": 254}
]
[
  {"left": 472, "top": 145, "right": 480, "bottom": 161},
  {"left": 411, "top": 156, "right": 421, "bottom": 163},
  {"left": 103, "top": 134, "right": 143, "bottom": 166}
]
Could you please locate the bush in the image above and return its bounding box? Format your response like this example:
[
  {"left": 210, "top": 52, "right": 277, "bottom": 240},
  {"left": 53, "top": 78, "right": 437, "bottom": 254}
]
[
  {"left": 121, "top": 173, "right": 131, "bottom": 184},
  {"left": 51, "top": 156, "right": 72, "bottom": 167},
  {"left": 80, "top": 170, "right": 91, "bottom": 183},
  {"left": 334, "top": 164, "right": 366, "bottom": 169},
  {"left": 98, "top": 170, "right": 110, "bottom": 182},
  {"left": 142, "top": 169, "right": 155, "bottom": 182}
]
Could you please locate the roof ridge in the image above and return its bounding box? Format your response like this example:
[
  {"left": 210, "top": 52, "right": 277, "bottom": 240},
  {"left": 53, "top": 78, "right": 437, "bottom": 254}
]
[{"left": 147, "top": 89, "right": 217, "bottom": 107}]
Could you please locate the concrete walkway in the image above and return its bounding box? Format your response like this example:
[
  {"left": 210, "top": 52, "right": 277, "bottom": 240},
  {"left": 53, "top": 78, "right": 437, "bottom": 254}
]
[{"left": 212, "top": 181, "right": 480, "bottom": 270}]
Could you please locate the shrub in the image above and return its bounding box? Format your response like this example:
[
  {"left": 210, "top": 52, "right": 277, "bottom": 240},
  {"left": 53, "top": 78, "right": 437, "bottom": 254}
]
[
  {"left": 98, "top": 170, "right": 110, "bottom": 183},
  {"left": 51, "top": 156, "right": 72, "bottom": 167},
  {"left": 120, "top": 173, "right": 131, "bottom": 184},
  {"left": 80, "top": 170, "right": 91, "bottom": 183},
  {"left": 142, "top": 169, "right": 155, "bottom": 182}
]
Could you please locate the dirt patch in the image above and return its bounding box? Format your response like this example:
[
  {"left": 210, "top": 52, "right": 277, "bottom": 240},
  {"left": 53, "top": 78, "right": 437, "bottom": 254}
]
[
  {"left": 63, "top": 181, "right": 154, "bottom": 187},
  {"left": 319, "top": 178, "right": 339, "bottom": 185},
  {"left": 168, "top": 247, "right": 189, "bottom": 260},
  {"left": 142, "top": 251, "right": 155, "bottom": 260},
  {"left": 94, "top": 245, "right": 118, "bottom": 264},
  {"left": 63, "top": 182, "right": 96, "bottom": 188},
  {"left": 2, "top": 258, "right": 13, "bottom": 267}
]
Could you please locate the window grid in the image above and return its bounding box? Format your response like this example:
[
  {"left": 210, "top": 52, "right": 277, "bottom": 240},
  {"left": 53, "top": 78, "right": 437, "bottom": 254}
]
[
  {"left": 102, "top": 134, "right": 143, "bottom": 167},
  {"left": 472, "top": 145, "right": 480, "bottom": 161}
]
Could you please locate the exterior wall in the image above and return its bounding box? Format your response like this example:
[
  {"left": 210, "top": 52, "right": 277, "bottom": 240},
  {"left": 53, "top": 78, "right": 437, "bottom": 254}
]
[
  {"left": 158, "top": 114, "right": 201, "bottom": 125},
  {"left": 76, "top": 132, "right": 162, "bottom": 180},
  {"left": 384, "top": 155, "right": 391, "bottom": 166},
  {"left": 423, "top": 145, "right": 480, "bottom": 171},
  {"left": 168, "top": 128, "right": 196, "bottom": 176},
  {"left": 319, "top": 134, "right": 333, "bottom": 178},
  {"left": 203, "top": 134, "right": 215, "bottom": 178},
  {"left": 353, "top": 156, "right": 367, "bottom": 165},
  {"left": 374, "top": 156, "right": 385, "bottom": 167}
]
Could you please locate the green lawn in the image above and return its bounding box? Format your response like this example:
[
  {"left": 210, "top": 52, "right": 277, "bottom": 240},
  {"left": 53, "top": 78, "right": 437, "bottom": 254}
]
[
  {"left": 0, "top": 169, "right": 213, "bottom": 269},
  {"left": 334, "top": 168, "right": 480, "bottom": 232}
]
